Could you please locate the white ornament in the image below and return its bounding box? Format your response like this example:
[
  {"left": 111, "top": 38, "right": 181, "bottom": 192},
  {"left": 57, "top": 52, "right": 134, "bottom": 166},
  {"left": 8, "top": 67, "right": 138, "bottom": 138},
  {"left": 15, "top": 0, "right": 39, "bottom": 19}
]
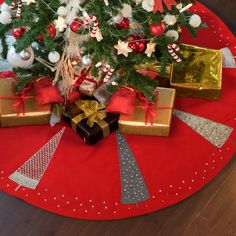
[
  {"left": 48, "top": 51, "right": 61, "bottom": 63},
  {"left": 22, "top": 0, "right": 36, "bottom": 5},
  {"left": 163, "top": 14, "right": 177, "bottom": 26},
  {"left": 57, "top": 6, "right": 68, "bottom": 17},
  {"left": 165, "top": 30, "right": 179, "bottom": 41},
  {"left": 142, "top": 0, "right": 154, "bottom": 12},
  {"left": 1, "top": 3, "right": 11, "bottom": 12},
  {"left": 189, "top": 14, "right": 202, "bottom": 28},
  {"left": 7, "top": 46, "right": 34, "bottom": 68},
  {"left": 0, "top": 12, "right": 12, "bottom": 25},
  {"left": 112, "top": 13, "right": 124, "bottom": 24},
  {"left": 82, "top": 55, "right": 92, "bottom": 66}
]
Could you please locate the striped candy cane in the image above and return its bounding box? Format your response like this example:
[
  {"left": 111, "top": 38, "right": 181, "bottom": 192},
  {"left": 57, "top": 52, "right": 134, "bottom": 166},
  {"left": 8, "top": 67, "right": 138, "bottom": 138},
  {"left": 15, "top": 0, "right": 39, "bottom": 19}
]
[
  {"left": 16, "top": 0, "right": 22, "bottom": 19},
  {"left": 167, "top": 44, "right": 183, "bottom": 63},
  {"left": 99, "top": 64, "right": 115, "bottom": 82},
  {"left": 10, "top": 0, "right": 22, "bottom": 18},
  {"left": 84, "top": 15, "right": 99, "bottom": 37}
]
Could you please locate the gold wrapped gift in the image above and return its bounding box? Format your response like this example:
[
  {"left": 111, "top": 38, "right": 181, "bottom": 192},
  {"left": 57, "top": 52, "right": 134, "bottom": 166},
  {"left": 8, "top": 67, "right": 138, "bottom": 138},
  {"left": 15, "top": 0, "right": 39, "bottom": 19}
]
[
  {"left": 119, "top": 87, "right": 176, "bottom": 136},
  {"left": 170, "top": 45, "right": 222, "bottom": 100},
  {"left": 134, "top": 62, "right": 173, "bottom": 87},
  {"left": 0, "top": 78, "right": 51, "bottom": 127}
]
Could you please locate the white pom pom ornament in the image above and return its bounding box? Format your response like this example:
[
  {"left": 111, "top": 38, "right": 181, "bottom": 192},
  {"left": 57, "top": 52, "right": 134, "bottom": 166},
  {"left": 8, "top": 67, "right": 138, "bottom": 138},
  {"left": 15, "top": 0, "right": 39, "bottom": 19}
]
[
  {"left": 189, "top": 14, "right": 202, "bottom": 28},
  {"left": 163, "top": 14, "right": 177, "bottom": 26},
  {"left": 7, "top": 46, "right": 34, "bottom": 68},
  {"left": 165, "top": 30, "right": 179, "bottom": 41}
]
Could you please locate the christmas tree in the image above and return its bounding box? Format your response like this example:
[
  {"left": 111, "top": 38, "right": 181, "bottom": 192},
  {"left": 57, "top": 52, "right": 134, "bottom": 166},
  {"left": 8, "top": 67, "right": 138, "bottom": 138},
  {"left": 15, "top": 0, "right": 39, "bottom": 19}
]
[{"left": 0, "top": 0, "right": 205, "bottom": 101}]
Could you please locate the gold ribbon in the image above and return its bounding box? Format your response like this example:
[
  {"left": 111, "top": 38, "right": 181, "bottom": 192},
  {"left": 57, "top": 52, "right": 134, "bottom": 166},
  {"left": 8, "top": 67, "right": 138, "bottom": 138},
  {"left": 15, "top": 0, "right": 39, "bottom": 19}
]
[{"left": 71, "top": 100, "right": 110, "bottom": 138}]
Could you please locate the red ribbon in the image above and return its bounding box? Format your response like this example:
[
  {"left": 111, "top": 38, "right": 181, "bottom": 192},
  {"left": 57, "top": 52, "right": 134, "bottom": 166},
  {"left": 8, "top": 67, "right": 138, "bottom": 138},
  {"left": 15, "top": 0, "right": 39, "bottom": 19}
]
[
  {"left": 74, "top": 67, "right": 97, "bottom": 87},
  {"left": 153, "top": 0, "right": 177, "bottom": 13},
  {"left": 136, "top": 93, "right": 172, "bottom": 125}
]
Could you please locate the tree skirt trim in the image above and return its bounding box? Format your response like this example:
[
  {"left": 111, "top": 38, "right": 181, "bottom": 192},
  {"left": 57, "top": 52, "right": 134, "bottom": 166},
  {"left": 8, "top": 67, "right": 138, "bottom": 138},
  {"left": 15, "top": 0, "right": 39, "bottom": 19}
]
[{"left": 0, "top": 2, "right": 236, "bottom": 220}]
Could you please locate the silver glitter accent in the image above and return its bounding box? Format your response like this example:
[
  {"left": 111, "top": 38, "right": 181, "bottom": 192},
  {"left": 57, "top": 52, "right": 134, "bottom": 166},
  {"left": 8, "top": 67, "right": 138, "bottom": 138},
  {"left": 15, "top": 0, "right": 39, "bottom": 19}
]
[
  {"left": 173, "top": 109, "right": 233, "bottom": 148},
  {"left": 116, "top": 131, "right": 150, "bottom": 205},
  {"left": 221, "top": 47, "right": 236, "bottom": 68},
  {"left": 9, "top": 127, "right": 65, "bottom": 190}
]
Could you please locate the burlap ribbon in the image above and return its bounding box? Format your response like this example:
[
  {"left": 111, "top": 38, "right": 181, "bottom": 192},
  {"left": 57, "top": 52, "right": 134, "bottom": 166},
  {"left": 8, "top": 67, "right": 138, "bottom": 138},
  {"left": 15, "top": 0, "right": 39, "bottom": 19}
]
[{"left": 71, "top": 100, "right": 110, "bottom": 138}]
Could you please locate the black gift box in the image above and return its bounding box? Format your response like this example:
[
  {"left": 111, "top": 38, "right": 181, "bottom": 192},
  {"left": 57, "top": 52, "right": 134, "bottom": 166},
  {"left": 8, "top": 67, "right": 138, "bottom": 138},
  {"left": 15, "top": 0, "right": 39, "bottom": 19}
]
[{"left": 63, "top": 102, "right": 119, "bottom": 145}]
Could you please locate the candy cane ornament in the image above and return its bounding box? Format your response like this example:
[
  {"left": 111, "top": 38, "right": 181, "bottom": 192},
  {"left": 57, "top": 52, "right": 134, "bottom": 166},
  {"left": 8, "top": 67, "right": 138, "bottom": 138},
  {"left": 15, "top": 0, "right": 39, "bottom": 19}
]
[
  {"left": 99, "top": 64, "right": 115, "bottom": 82},
  {"left": 11, "top": 0, "right": 22, "bottom": 19},
  {"left": 84, "top": 16, "right": 99, "bottom": 37},
  {"left": 167, "top": 44, "right": 183, "bottom": 63}
]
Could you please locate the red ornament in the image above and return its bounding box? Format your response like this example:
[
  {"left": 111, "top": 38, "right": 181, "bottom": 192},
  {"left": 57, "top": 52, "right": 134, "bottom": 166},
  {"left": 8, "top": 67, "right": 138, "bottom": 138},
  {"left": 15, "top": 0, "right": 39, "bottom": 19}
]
[
  {"left": 12, "top": 28, "right": 25, "bottom": 39},
  {"left": 128, "top": 34, "right": 147, "bottom": 54},
  {"left": 70, "top": 19, "right": 83, "bottom": 33},
  {"left": 149, "top": 22, "right": 166, "bottom": 36},
  {"left": 117, "top": 17, "right": 130, "bottom": 29},
  {"left": 47, "top": 24, "right": 56, "bottom": 39}
]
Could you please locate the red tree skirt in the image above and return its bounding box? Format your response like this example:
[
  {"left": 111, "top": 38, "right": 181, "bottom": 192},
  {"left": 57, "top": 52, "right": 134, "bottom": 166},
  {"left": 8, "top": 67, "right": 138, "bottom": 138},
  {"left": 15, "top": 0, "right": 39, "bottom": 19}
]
[{"left": 0, "top": 2, "right": 236, "bottom": 220}]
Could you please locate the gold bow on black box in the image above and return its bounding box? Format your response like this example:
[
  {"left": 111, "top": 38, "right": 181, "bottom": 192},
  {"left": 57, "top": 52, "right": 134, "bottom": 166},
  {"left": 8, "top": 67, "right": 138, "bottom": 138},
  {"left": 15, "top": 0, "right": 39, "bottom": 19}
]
[{"left": 70, "top": 100, "right": 110, "bottom": 138}]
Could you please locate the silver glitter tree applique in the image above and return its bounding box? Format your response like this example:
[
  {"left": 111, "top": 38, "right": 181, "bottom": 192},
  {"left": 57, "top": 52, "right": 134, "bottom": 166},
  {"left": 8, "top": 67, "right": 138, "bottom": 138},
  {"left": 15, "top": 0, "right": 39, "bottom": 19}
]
[
  {"left": 173, "top": 109, "right": 233, "bottom": 148},
  {"left": 9, "top": 127, "right": 65, "bottom": 190},
  {"left": 221, "top": 47, "right": 236, "bottom": 68},
  {"left": 116, "top": 131, "right": 150, "bottom": 205}
]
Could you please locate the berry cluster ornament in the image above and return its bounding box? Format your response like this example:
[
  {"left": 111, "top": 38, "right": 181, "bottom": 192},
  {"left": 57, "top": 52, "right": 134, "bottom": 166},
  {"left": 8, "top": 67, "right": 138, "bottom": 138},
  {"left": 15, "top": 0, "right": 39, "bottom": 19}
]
[
  {"left": 36, "top": 24, "right": 56, "bottom": 41},
  {"left": 128, "top": 34, "right": 147, "bottom": 54},
  {"left": 149, "top": 22, "right": 166, "bottom": 36}
]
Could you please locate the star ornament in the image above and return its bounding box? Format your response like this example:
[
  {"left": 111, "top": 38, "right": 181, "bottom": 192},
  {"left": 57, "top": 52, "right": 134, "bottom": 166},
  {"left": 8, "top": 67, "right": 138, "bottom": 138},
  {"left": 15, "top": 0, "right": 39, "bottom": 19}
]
[
  {"left": 54, "top": 16, "right": 67, "bottom": 32},
  {"left": 114, "top": 40, "right": 133, "bottom": 57},
  {"left": 145, "top": 42, "right": 156, "bottom": 57},
  {"left": 22, "top": 0, "right": 35, "bottom": 5}
]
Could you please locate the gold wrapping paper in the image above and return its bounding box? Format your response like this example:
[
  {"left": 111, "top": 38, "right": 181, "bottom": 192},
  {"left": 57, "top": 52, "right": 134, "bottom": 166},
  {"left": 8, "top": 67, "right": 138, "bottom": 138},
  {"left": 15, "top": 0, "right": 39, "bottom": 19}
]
[
  {"left": 119, "top": 87, "right": 176, "bottom": 136},
  {"left": 170, "top": 45, "right": 222, "bottom": 100},
  {"left": 0, "top": 78, "right": 51, "bottom": 127},
  {"left": 134, "top": 62, "right": 173, "bottom": 78}
]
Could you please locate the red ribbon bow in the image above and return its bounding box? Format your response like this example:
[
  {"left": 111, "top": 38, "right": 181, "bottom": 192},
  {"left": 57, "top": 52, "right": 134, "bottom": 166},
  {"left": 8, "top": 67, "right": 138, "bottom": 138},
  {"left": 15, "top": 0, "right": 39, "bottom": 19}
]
[
  {"left": 74, "top": 67, "right": 97, "bottom": 87},
  {"left": 154, "top": 0, "right": 177, "bottom": 13},
  {"left": 0, "top": 84, "right": 34, "bottom": 116},
  {"left": 136, "top": 93, "right": 172, "bottom": 125}
]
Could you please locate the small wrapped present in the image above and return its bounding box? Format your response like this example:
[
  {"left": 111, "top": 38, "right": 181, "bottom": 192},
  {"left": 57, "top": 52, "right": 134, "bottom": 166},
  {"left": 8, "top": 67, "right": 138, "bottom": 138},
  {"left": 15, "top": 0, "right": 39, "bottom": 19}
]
[
  {"left": 134, "top": 62, "right": 173, "bottom": 87},
  {"left": 74, "top": 68, "right": 98, "bottom": 96},
  {"left": 170, "top": 45, "right": 223, "bottom": 100},
  {"left": 63, "top": 100, "right": 119, "bottom": 145},
  {"left": 0, "top": 78, "right": 51, "bottom": 127},
  {"left": 119, "top": 87, "right": 176, "bottom": 136}
]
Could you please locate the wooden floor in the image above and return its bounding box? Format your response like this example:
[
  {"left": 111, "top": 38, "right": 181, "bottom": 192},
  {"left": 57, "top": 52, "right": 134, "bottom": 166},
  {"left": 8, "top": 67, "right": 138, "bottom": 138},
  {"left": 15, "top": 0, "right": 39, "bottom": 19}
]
[{"left": 1, "top": 1, "right": 236, "bottom": 236}]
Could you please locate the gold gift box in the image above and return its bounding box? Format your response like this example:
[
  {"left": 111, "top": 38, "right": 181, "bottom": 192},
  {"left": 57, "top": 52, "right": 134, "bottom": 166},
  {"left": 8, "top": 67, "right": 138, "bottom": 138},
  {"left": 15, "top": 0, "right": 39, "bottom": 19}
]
[
  {"left": 118, "top": 87, "right": 176, "bottom": 136},
  {"left": 170, "top": 45, "right": 223, "bottom": 100},
  {"left": 134, "top": 62, "right": 173, "bottom": 87},
  {"left": 0, "top": 78, "right": 51, "bottom": 127}
]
